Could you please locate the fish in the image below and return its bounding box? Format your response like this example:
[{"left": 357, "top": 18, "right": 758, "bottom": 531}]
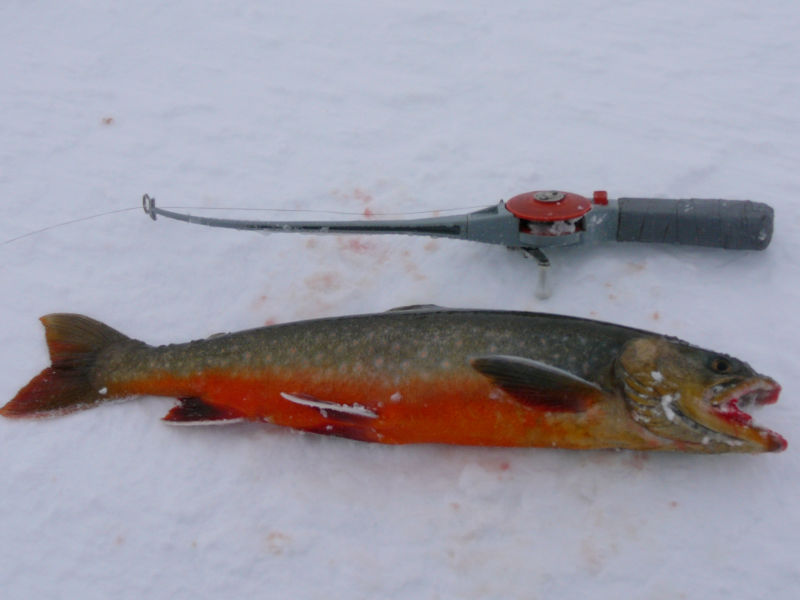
[{"left": 0, "top": 306, "right": 786, "bottom": 453}]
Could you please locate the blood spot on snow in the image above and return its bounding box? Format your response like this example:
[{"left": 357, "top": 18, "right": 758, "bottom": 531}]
[
  {"left": 363, "top": 207, "right": 374, "bottom": 218},
  {"left": 581, "top": 538, "right": 604, "bottom": 573},
  {"left": 101, "top": 116, "right": 114, "bottom": 126},
  {"left": 266, "top": 531, "right": 291, "bottom": 555},
  {"left": 305, "top": 271, "right": 341, "bottom": 292},
  {"left": 264, "top": 317, "right": 277, "bottom": 326},
  {"left": 652, "top": 311, "right": 661, "bottom": 321},
  {"left": 339, "top": 238, "right": 374, "bottom": 254},
  {"left": 627, "top": 261, "right": 646, "bottom": 273},
  {"left": 477, "top": 458, "right": 512, "bottom": 474},
  {"left": 251, "top": 294, "right": 270, "bottom": 311},
  {"left": 424, "top": 240, "right": 439, "bottom": 252},
  {"left": 669, "top": 500, "right": 679, "bottom": 508},
  {"left": 403, "top": 257, "right": 427, "bottom": 281},
  {"left": 352, "top": 188, "right": 373, "bottom": 204},
  {"left": 627, "top": 452, "right": 649, "bottom": 470}
]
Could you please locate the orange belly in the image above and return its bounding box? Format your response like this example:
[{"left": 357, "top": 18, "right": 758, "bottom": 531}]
[{"left": 119, "top": 367, "right": 629, "bottom": 449}]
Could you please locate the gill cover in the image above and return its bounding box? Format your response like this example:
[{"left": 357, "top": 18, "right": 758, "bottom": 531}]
[{"left": 615, "top": 337, "right": 785, "bottom": 453}]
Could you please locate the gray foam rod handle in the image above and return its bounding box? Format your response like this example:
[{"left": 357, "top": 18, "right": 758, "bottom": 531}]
[{"left": 616, "top": 197, "right": 773, "bottom": 250}]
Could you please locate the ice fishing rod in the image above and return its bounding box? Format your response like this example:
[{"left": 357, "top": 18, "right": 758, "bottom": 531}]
[{"left": 142, "top": 190, "right": 774, "bottom": 298}]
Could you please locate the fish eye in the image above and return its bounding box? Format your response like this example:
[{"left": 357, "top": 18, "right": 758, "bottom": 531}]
[{"left": 710, "top": 357, "right": 732, "bottom": 373}]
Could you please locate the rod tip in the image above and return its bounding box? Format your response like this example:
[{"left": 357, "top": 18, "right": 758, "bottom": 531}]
[{"left": 142, "top": 194, "right": 157, "bottom": 220}]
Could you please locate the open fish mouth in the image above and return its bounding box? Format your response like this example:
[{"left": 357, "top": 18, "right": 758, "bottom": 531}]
[{"left": 703, "top": 379, "right": 786, "bottom": 452}]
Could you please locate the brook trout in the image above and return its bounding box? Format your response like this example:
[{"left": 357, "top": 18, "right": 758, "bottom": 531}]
[{"left": 1, "top": 307, "right": 786, "bottom": 453}]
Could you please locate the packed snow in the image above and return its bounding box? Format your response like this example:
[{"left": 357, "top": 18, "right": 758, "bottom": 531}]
[{"left": 1, "top": 2, "right": 799, "bottom": 599}]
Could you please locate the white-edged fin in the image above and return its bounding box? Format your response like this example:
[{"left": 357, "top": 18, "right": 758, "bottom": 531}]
[
  {"left": 164, "top": 417, "right": 246, "bottom": 427},
  {"left": 280, "top": 392, "right": 378, "bottom": 418}
]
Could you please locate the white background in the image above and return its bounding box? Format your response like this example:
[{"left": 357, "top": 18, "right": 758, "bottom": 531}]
[{"left": 1, "top": 2, "right": 798, "bottom": 599}]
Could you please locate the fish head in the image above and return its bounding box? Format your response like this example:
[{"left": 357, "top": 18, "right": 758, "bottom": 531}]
[{"left": 615, "top": 336, "right": 786, "bottom": 453}]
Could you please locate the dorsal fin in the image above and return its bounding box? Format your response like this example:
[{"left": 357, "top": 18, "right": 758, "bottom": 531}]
[{"left": 470, "top": 355, "right": 603, "bottom": 412}]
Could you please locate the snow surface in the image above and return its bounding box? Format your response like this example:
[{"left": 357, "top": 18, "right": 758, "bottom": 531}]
[{"left": 2, "top": 2, "right": 800, "bottom": 599}]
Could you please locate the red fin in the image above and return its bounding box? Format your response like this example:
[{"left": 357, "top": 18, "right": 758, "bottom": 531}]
[
  {"left": 162, "top": 397, "right": 245, "bottom": 424},
  {"left": 279, "top": 392, "right": 379, "bottom": 441},
  {"left": 39, "top": 313, "right": 128, "bottom": 366},
  {"left": 470, "top": 355, "right": 602, "bottom": 412},
  {"left": 304, "top": 423, "right": 379, "bottom": 442},
  {"left": 1, "top": 367, "right": 98, "bottom": 418},
  {"left": 1, "top": 314, "right": 132, "bottom": 418}
]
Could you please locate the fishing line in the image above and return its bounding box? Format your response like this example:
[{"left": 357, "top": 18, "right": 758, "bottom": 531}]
[
  {"left": 1, "top": 203, "right": 489, "bottom": 246},
  {"left": 1, "top": 207, "right": 141, "bottom": 246}
]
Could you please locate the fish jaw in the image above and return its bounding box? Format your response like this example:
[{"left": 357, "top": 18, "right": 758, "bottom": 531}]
[{"left": 693, "top": 378, "right": 786, "bottom": 452}]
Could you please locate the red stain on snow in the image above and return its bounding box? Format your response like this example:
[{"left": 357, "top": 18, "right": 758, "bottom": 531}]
[
  {"left": 404, "top": 260, "right": 427, "bottom": 281},
  {"left": 478, "top": 458, "right": 512, "bottom": 474},
  {"left": 338, "top": 238, "right": 374, "bottom": 254},
  {"left": 266, "top": 531, "right": 291, "bottom": 555},
  {"left": 627, "top": 452, "right": 649, "bottom": 470},
  {"left": 305, "top": 271, "right": 341, "bottom": 292},
  {"left": 352, "top": 188, "right": 373, "bottom": 204},
  {"left": 252, "top": 294, "right": 269, "bottom": 310},
  {"left": 627, "top": 261, "right": 646, "bottom": 273}
]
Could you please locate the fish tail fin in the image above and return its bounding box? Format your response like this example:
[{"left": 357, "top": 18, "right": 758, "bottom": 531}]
[{"left": 1, "top": 314, "right": 131, "bottom": 418}]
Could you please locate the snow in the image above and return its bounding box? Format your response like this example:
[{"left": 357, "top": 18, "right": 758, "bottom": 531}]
[
  {"left": 660, "top": 394, "right": 677, "bottom": 423},
  {"left": 1, "top": 2, "right": 799, "bottom": 599}
]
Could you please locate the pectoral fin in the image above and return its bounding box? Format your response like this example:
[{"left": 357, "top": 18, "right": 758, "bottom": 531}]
[
  {"left": 280, "top": 392, "right": 378, "bottom": 419},
  {"left": 162, "top": 397, "right": 245, "bottom": 425},
  {"left": 470, "top": 355, "right": 603, "bottom": 412},
  {"left": 280, "top": 392, "right": 380, "bottom": 442}
]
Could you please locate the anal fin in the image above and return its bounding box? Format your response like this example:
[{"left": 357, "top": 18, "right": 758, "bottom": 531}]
[
  {"left": 163, "top": 397, "right": 245, "bottom": 425},
  {"left": 471, "top": 355, "right": 603, "bottom": 412}
]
